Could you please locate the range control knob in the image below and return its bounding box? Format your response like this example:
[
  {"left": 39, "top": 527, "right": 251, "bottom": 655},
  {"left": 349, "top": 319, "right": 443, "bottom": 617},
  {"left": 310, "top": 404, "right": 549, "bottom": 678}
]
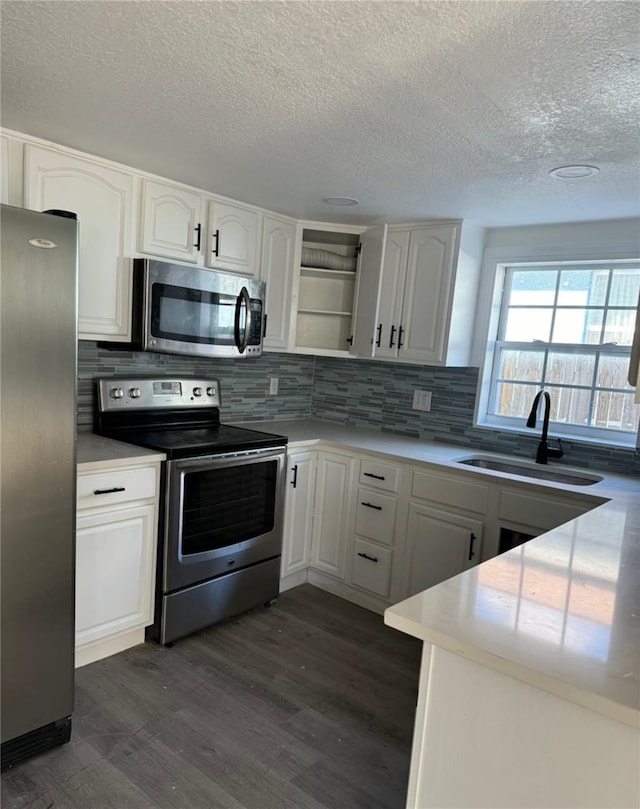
[
  {"left": 193, "top": 387, "right": 203, "bottom": 397},
  {"left": 129, "top": 387, "right": 141, "bottom": 399},
  {"left": 206, "top": 386, "right": 217, "bottom": 397},
  {"left": 110, "top": 387, "right": 124, "bottom": 400}
]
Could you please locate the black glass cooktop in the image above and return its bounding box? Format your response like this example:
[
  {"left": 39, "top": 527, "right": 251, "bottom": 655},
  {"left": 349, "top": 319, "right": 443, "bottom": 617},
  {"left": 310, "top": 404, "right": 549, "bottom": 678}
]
[{"left": 103, "top": 424, "right": 287, "bottom": 460}]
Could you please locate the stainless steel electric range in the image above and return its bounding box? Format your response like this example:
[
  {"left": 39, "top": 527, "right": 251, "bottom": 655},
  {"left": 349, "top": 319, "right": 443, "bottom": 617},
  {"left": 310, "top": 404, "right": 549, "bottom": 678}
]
[{"left": 95, "top": 377, "right": 287, "bottom": 645}]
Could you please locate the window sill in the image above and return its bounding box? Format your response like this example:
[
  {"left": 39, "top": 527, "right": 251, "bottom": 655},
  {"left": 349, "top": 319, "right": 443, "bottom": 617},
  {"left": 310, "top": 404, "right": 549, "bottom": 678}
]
[{"left": 475, "top": 418, "right": 639, "bottom": 451}]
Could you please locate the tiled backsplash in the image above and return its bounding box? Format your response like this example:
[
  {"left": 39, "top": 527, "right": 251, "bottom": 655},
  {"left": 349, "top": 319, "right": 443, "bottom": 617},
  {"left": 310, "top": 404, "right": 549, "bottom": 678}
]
[{"left": 78, "top": 344, "right": 639, "bottom": 475}]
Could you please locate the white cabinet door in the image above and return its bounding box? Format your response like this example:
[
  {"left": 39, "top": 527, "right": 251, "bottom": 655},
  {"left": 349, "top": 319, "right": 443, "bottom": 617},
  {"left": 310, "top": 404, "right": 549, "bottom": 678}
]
[
  {"left": 400, "top": 224, "right": 459, "bottom": 364},
  {"left": 404, "top": 502, "right": 482, "bottom": 598},
  {"left": 310, "top": 451, "right": 354, "bottom": 580},
  {"left": 261, "top": 215, "right": 296, "bottom": 350},
  {"left": 375, "top": 229, "right": 410, "bottom": 360},
  {"left": 281, "top": 450, "right": 316, "bottom": 578},
  {"left": 75, "top": 502, "right": 156, "bottom": 647},
  {"left": 1, "top": 135, "right": 9, "bottom": 204},
  {"left": 206, "top": 200, "right": 260, "bottom": 276},
  {"left": 25, "top": 144, "right": 134, "bottom": 341},
  {"left": 139, "top": 179, "right": 204, "bottom": 263},
  {"left": 351, "top": 224, "right": 387, "bottom": 357}
]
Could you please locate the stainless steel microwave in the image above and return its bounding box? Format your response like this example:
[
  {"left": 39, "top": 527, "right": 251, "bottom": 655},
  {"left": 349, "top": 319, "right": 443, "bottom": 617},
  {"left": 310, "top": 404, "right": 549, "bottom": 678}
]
[{"left": 109, "top": 259, "right": 266, "bottom": 358}]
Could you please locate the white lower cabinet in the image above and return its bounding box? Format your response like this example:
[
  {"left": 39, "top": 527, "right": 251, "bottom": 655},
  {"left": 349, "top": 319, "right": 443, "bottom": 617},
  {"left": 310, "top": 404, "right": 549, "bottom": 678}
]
[
  {"left": 75, "top": 460, "right": 160, "bottom": 667},
  {"left": 351, "top": 538, "right": 393, "bottom": 598},
  {"left": 280, "top": 450, "right": 316, "bottom": 588},
  {"left": 309, "top": 450, "right": 355, "bottom": 579},
  {"left": 404, "top": 503, "right": 483, "bottom": 598}
]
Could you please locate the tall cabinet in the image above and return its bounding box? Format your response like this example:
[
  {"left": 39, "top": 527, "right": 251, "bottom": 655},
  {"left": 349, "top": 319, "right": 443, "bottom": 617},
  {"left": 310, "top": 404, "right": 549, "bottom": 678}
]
[{"left": 24, "top": 144, "right": 134, "bottom": 341}]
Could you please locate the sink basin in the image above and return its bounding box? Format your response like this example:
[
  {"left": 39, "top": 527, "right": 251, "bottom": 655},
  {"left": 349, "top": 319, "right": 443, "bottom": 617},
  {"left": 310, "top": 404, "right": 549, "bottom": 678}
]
[{"left": 456, "top": 455, "right": 603, "bottom": 486}]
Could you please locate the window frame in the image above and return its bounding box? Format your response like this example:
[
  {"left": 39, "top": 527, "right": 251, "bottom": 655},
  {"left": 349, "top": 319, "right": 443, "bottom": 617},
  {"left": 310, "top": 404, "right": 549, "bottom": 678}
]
[{"left": 475, "top": 254, "right": 640, "bottom": 449}]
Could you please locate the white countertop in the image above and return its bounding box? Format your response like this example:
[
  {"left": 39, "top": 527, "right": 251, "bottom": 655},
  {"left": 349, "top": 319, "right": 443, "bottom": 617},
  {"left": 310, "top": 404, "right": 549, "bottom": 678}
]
[
  {"left": 233, "top": 419, "right": 640, "bottom": 728},
  {"left": 77, "top": 433, "right": 165, "bottom": 471}
]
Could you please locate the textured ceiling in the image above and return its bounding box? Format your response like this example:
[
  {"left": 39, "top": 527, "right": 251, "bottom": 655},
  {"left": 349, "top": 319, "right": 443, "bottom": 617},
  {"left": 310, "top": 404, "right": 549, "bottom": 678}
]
[{"left": 1, "top": 0, "right": 639, "bottom": 227}]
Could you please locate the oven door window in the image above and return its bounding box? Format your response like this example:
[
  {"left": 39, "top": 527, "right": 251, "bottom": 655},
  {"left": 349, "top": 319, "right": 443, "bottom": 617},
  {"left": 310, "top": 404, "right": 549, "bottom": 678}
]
[
  {"left": 180, "top": 460, "right": 277, "bottom": 555},
  {"left": 151, "top": 282, "right": 261, "bottom": 347}
]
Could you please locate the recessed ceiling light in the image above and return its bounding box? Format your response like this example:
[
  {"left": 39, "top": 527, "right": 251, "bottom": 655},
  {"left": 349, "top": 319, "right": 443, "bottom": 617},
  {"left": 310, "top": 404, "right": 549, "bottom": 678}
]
[
  {"left": 322, "top": 196, "right": 359, "bottom": 206},
  {"left": 549, "top": 165, "right": 600, "bottom": 179}
]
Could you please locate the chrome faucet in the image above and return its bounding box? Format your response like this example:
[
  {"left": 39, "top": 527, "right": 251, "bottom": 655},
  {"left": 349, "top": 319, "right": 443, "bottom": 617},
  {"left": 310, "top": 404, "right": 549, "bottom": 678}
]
[{"left": 526, "top": 389, "right": 564, "bottom": 465}]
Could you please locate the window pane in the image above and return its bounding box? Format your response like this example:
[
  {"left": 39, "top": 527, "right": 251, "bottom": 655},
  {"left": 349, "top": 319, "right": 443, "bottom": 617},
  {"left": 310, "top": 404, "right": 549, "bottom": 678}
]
[
  {"left": 504, "top": 308, "right": 552, "bottom": 342},
  {"left": 497, "top": 349, "right": 544, "bottom": 382},
  {"left": 545, "top": 352, "right": 595, "bottom": 386},
  {"left": 609, "top": 269, "right": 640, "bottom": 307},
  {"left": 545, "top": 385, "right": 591, "bottom": 426},
  {"left": 552, "top": 309, "right": 603, "bottom": 344},
  {"left": 593, "top": 391, "right": 640, "bottom": 431},
  {"left": 558, "top": 269, "right": 607, "bottom": 306},
  {"left": 494, "top": 382, "right": 539, "bottom": 419},
  {"left": 596, "top": 355, "right": 635, "bottom": 390},
  {"left": 603, "top": 308, "right": 637, "bottom": 346},
  {"left": 510, "top": 270, "right": 557, "bottom": 305}
]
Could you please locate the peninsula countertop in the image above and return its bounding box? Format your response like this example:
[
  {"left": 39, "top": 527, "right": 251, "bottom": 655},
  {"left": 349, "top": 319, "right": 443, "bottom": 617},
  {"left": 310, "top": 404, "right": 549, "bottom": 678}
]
[{"left": 231, "top": 418, "right": 640, "bottom": 728}]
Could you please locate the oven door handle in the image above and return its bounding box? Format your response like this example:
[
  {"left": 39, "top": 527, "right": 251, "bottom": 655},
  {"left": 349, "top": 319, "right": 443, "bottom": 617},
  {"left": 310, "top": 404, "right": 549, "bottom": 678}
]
[{"left": 234, "top": 286, "right": 251, "bottom": 354}]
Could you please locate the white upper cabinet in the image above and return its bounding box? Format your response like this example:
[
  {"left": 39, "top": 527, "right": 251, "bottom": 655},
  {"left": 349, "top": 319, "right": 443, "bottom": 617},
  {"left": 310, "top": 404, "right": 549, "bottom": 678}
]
[
  {"left": 206, "top": 200, "right": 261, "bottom": 277},
  {"left": 350, "top": 224, "right": 387, "bottom": 357},
  {"left": 139, "top": 179, "right": 204, "bottom": 264},
  {"left": 353, "top": 221, "right": 485, "bottom": 366},
  {"left": 24, "top": 144, "right": 133, "bottom": 341},
  {"left": 1, "top": 135, "right": 10, "bottom": 204},
  {"left": 292, "top": 223, "right": 364, "bottom": 357},
  {"left": 261, "top": 214, "right": 297, "bottom": 350}
]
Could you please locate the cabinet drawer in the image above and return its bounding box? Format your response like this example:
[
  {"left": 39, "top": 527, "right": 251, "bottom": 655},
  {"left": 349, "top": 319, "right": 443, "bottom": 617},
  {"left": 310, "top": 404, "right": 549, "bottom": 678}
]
[
  {"left": 355, "top": 487, "right": 396, "bottom": 546},
  {"left": 499, "top": 489, "right": 592, "bottom": 532},
  {"left": 351, "top": 539, "right": 392, "bottom": 598},
  {"left": 77, "top": 465, "right": 157, "bottom": 510},
  {"left": 411, "top": 468, "right": 489, "bottom": 514},
  {"left": 359, "top": 459, "right": 400, "bottom": 493}
]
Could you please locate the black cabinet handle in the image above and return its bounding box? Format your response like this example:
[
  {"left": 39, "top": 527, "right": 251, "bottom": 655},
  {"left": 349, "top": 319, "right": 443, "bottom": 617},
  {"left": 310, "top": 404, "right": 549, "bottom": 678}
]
[
  {"left": 291, "top": 464, "right": 298, "bottom": 488},
  {"left": 389, "top": 325, "right": 396, "bottom": 348},
  {"left": 194, "top": 223, "right": 202, "bottom": 251},
  {"left": 357, "top": 552, "right": 378, "bottom": 563},
  {"left": 212, "top": 228, "right": 220, "bottom": 257},
  {"left": 363, "top": 472, "right": 385, "bottom": 480},
  {"left": 263, "top": 313, "right": 268, "bottom": 338},
  {"left": 346, "top": 335, "right": 353, "bottom": 346},
  {"left": 398, "top": 325, "right": 404, "bottom": 349},
  {"left": 375, "top": 324, "right": 382, "bottom": 348},
  {"left": 93, "top": 487, "right": 126, "bottom": 495},
  {"left": 361, "top": 501, "right": 382, "bottom": 510},
  {"left": 468, "top": 532, "right": 476, "bottom": 561}
]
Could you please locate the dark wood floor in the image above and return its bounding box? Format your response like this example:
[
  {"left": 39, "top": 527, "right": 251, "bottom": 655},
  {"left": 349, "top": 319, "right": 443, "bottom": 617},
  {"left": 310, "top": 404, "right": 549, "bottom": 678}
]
[{"left": 2, "top": 585, "right": 421, "bottom": 809}]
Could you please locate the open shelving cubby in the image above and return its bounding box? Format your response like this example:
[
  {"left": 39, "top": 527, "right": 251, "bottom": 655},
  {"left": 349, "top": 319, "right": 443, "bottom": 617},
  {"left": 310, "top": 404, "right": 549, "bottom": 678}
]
[{"left": 295, "top": 227, "right": 361, "bottom": 354}]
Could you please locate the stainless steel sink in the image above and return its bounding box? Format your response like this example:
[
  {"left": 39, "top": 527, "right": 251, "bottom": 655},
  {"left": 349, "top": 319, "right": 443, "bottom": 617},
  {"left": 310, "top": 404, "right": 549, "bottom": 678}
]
[{"left": 456, "top": 455, "right": 603, "bottom": 486}]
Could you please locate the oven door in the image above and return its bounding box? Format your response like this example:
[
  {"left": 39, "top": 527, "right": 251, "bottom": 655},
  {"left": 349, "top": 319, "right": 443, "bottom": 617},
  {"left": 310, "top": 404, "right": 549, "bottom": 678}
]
[{"left": 163, "top": 447, "right": 286, "bottom": 592}]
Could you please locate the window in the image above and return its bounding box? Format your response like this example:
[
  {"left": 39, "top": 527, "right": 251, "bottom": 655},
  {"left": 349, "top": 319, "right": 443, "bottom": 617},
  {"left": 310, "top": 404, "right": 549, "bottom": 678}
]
[{"left": 484, "top": 261, "right": 640, "bottom": 444}]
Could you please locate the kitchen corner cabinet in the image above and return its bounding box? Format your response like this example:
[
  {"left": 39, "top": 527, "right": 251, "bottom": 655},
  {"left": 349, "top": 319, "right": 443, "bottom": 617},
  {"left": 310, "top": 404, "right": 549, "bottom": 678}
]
[
  {"left": 280, "top": 450, "right": 316, "bottom": 588},
  {"left": 24, "top": 144, "right": 133, "bottom": 341},
  {"left": 352, "top": 221, "right": 485, "bottom": 366},
  {"left": 206, "top": 200, "right": 261, "bottom": 277},
  {"left": 292, "top": 223, "right": 365, "bottom": 356},
  {"left": 75, "top": 461, "right": 160, "bottom": 667},
  {"left": 309, "top": 450, "right": 355, "bottom": 578},
  {"left": 139, "top": 178, "right": 204, "bottom": 264},
  {"left": 260, "top": 214, "right": 297, "bottom": 350}
]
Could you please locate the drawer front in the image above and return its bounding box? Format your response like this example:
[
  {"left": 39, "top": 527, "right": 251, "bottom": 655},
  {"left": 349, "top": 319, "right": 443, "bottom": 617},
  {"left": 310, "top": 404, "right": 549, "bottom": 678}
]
[
  {"left": 499, "top": 489, "right": 591, "bottom": 532},
  {"left": 359, "top": 459, "right": 400, "bottom": 493},
  {"left": 411, "top": 469, "right": 489, "bottom": 514},
  {"left": 355, "top": 487, "right": 397, "bottom": 546},
  {"left": 77, "top": 465, "right": 158, "bottom": 510},
  {"left": 351, "top": 538, "right": 392, "bottom": 598}
]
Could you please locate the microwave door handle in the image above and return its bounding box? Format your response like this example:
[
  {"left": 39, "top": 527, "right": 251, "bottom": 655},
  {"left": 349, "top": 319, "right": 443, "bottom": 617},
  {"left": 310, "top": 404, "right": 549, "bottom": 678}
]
[{"left": 234, "top": 286, "right": 251, "bottom": 353}]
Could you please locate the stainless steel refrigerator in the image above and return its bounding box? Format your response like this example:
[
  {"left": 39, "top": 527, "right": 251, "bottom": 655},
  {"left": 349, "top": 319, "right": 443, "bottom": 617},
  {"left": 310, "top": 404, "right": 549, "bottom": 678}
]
[{"left": 1, "top": 205, "right": 78, "bottom": 768}]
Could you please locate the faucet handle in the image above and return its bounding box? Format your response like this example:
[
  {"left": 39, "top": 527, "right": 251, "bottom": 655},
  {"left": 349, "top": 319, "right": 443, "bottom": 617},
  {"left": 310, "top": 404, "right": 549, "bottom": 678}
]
[{"left": 547, "top": 437, "right": 564, "bottom": 459}]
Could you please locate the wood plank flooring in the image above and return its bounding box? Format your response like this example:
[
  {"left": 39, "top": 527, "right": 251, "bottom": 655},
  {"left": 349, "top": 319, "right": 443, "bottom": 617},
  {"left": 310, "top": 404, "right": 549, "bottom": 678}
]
[{"left": 2, "top": 585, "right": 421, "bottom": 809}]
